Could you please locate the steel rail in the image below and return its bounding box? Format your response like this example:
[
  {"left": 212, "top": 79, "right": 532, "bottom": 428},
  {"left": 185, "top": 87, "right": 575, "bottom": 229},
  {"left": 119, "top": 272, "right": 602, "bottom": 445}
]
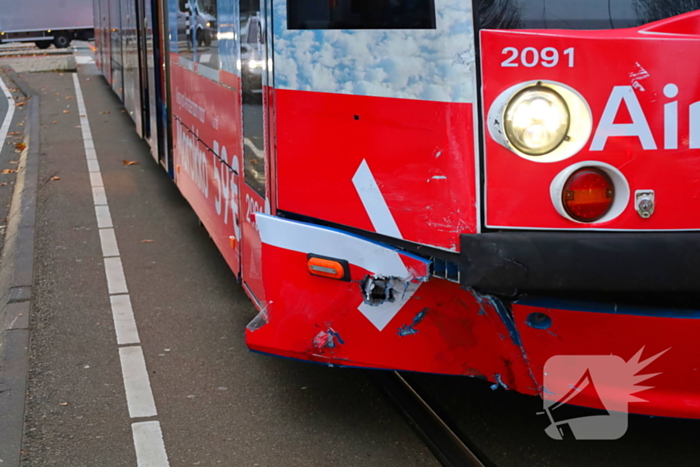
[{"left": 370, "top": 371, "right": 492, "bottom": 467}]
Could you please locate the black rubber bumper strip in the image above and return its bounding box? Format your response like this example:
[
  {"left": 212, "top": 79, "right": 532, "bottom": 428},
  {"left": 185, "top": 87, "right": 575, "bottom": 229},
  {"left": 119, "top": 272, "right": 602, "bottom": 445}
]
[{"left": 460, "top": 232, "right": 700, "bottom": 293}]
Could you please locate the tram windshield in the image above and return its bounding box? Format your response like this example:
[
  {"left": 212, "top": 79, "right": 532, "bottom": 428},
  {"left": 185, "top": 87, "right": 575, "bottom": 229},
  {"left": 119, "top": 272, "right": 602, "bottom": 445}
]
[{"left": 477, "top": 0, "right": 700, "bottom": 30}]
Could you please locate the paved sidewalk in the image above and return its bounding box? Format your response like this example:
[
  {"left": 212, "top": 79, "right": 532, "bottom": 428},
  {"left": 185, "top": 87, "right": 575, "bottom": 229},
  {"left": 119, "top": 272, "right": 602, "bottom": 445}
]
[{"left": 17, "top": 64, "right": 437, "bottom": 466}]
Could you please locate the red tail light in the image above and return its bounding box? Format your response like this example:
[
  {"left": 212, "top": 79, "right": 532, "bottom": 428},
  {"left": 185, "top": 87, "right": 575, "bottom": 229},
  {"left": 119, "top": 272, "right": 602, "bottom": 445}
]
[{"left": 562, "top": 168, "right": 614, "bottom": 222}]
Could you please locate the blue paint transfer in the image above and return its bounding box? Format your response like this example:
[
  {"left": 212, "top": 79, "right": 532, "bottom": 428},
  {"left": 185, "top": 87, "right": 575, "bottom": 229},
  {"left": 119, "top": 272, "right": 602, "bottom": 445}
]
[
  {"left": 490, "top": 373, "right": 508, "bottom": 391},
  {"left": 397, "top": 308, "right": 428, "bottom": 337},
  {"left": 487, "top": 295, "right": 522, "bottom": 347}
]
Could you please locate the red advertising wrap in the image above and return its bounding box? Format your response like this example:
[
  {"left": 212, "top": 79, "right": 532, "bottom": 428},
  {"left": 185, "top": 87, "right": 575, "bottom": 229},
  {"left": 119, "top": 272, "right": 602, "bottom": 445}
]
[
  {"left": 96, "top": 0, "right": 700, "bottom": 422},
  {"left": 481, "top": 11, "right": 700, "bottom": 230}
]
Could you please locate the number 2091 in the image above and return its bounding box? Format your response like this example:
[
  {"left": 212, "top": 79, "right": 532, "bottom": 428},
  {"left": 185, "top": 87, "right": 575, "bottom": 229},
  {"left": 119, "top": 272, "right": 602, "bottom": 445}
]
[{"left": 501, "top": 47, "right": 574, "bottom": 68}]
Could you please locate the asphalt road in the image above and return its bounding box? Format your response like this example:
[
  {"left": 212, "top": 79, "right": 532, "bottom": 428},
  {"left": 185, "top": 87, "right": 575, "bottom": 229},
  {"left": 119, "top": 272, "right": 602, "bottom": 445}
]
[{"left": 19, "top": 65, "right": 437, "bottom": 466}]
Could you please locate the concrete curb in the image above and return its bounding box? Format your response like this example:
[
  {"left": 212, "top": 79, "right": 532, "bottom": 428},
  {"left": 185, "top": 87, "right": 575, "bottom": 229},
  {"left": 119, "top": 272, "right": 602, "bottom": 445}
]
[{"left": 0, "top": 68, "right": 39, "bottom": 467}]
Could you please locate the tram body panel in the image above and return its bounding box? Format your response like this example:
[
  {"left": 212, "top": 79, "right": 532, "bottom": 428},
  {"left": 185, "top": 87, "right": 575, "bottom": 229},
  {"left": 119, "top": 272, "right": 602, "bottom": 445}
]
[
  {"left": 170, "top": 60, "right": 243, "bottom": 277},
  {"left": 93, "top": 0, "right": 700, "bottom": 419},
  {"left": 271, "top": 0, "right": 479, "bottom": 252},
  {"left": 275, "top": 90, "right": 476, "bottom": 252},
  {"left": 512, "top": 300, "right": 700, "bottom": 419},
  {"left": 481, "top": 17, "right": 700, "bottom": 230}
]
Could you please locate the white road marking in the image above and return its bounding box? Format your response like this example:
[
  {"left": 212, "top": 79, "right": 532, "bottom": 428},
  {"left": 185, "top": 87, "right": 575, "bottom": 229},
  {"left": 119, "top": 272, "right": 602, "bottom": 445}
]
[
  {"left": 352, "top": 159, "right": 402, "bottom": 239},
  {"left": 104, "top": 257, "right": 128, "bottom": 294},
  {"left": 99, "top": 228, "right": 120, "bottom": 257},
  {"left": 95, "top": 205, "right": 113, "bottom": 228},
  {"left": 73, "top": 74, "right": 169, "bottom": 466},
  {"left": 87, "top": 159, "right": 101, "bottom": 172},
  {"left": 0, "top": 74, "right": 16, "bottom": 154},
  {"left": 119, "top": 346, "right": 158, "bottom": 418},
  {"left": 92, "top": 186, "right": 108, "bottom": 205},
  {"left": 132, "top": 422, "right": 169, "bottom": 467},
  {"left": 89, "top": 171, "right": 104, "bottom": 187},
  {"left": 110, "top": 294, "right": 140, "bottom": 345}
]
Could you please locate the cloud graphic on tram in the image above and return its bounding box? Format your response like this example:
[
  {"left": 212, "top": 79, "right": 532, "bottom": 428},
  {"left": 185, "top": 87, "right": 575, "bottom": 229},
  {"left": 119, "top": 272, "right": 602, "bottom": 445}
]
[{"left": 272, "top": 0, "right": 476, "bottom": 103}]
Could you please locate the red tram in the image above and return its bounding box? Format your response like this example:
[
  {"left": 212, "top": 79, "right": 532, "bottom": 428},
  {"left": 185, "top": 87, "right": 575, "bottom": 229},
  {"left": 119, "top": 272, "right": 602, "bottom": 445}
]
[{"left": 93, "top": 0, "right": 700, "bottom": 419}]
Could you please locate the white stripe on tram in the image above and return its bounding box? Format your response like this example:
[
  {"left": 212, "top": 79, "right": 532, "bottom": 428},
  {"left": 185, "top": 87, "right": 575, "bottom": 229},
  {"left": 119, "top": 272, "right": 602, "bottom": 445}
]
[{"left": 72, "top": 73, "right": 170, "bottom": 467}]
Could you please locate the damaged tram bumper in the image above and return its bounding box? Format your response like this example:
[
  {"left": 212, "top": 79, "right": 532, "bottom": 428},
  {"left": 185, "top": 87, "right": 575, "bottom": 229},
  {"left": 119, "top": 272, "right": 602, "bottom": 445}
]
[{"left": 246, "top": 215, "right": 700, "bottom": 419}]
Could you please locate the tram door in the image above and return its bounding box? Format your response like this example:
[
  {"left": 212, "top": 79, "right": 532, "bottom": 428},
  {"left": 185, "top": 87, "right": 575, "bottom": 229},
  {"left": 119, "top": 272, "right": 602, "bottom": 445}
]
[
  {"left": 239, "top": 0, "right": 272, "bottom": 306},
  {"left": 109, "top": 0, "right": 123, "bottom": 100},
  {"left": 136, "top": 0, "right": 162, "bottom": 161}
]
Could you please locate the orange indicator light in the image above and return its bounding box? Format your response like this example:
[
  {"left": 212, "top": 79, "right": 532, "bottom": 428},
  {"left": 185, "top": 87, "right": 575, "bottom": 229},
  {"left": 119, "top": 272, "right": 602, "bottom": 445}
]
[{"left": 307, "top": 255, "right": 350, "bottom": 281}]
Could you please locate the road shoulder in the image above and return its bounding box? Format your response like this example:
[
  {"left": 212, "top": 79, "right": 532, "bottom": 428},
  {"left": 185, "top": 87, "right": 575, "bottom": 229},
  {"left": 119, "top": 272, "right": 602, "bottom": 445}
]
[{"left": 0, "top": 68, "right": 39, "bottom": 467}]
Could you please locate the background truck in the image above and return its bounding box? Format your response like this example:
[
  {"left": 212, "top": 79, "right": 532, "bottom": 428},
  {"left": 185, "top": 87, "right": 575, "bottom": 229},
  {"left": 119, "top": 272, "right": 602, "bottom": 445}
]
[{"left": 0, "top": 0, "right": 94, "bottom": 49}]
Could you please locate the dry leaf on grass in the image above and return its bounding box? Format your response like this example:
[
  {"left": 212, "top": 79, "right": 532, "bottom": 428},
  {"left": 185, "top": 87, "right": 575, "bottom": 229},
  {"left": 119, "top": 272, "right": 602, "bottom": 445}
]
[
  {"left": 0, "top": 169, "right": 16, "bottom": 174},
  {"left": 141, "top": 239, "right": 154, "bottom": 243},
  {"left": 62, "top": 110, "right": 69, "bottom": 114},
  {"left": 123, "top": 160, "right": 139, "bottom": 166},
  {"left": 50, "top": 176, "right": 60, "bottom": 181}
]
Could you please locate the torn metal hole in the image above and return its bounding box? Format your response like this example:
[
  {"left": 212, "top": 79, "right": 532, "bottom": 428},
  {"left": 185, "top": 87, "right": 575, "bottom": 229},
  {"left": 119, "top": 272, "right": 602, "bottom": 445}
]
[{"left": 360, "top": 275, "right": 398, "bottom": 306}]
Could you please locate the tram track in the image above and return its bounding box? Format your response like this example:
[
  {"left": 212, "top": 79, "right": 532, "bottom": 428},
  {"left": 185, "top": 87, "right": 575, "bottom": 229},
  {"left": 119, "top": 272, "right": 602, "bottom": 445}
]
[{"left": 370, "top": 371, "right": 492, "bottom": 467}]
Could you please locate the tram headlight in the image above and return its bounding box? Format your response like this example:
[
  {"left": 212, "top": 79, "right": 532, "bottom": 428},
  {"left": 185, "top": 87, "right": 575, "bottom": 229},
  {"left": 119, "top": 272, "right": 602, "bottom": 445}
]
[{"left": 504, "top": 86, "right": 570, "bottom": 156}]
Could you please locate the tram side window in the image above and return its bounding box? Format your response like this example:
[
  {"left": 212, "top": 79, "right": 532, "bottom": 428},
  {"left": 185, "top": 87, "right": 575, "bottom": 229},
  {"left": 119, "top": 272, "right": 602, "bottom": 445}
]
[
  {"left": 176, "top": 0, "right": 220, "bottom": 71},
  {"left": 287, "top": 0, "right": 436, "bottom": 29}
]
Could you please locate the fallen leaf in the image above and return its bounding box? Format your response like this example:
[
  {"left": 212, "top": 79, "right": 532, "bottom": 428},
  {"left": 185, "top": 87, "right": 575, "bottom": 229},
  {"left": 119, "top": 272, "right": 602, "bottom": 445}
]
[
  {"left": 51, "top": 121, "right": 57, "bottom": 124},
  {"left": 54, "top": 93, "right": 61, "bottom": 96},
  {"left": 80, "top": 114, "right": 86, "bottom": 117},
  {"left": 62, "top": 110, "right": 69, "bottom": 114},
  {"left": 123, "top": 160, "right": 139, "bottom": 166},
  {"left": 15, "top": 143, "right": 26, "bottom": 151},
  {"left": 65, "top": 96, "right": 74, "bottom": 99},
  {"left": 0, "top": 169, "right": 16, "bottom": 174},
  {"left": 0, "top": 183, "right": 8, "bottom": 186},
  {"left": 18, "top": 123, "right": 24, "bottom": 126},
  {"left": 59, "top": 402, "right": 68, "bottom": 406},
  {"left": 50, "top": 176, "right": 60, "bottom": 181},
  {"left": 10, "top": 161, "right": 18, "bottom": 165},
  {"left": 141, "top": 239, "right": 154, "bottom": 243},
  {"left": 8, "top": 131, "right": 20, "bottom": 136},
  {"left": 120, "top": 109, "right": 126, "bottom": 113},
  {"left": 14, "top": 102, "right": 25, "bottom": 107},
  {"left": 100, "top": 111, "right": 111, "bottom": 114}
]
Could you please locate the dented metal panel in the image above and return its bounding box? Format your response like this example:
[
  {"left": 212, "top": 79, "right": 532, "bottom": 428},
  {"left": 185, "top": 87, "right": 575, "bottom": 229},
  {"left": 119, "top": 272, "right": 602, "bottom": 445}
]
[{"left": 246, "top": 215, "right": 536, "bottom": 389}]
